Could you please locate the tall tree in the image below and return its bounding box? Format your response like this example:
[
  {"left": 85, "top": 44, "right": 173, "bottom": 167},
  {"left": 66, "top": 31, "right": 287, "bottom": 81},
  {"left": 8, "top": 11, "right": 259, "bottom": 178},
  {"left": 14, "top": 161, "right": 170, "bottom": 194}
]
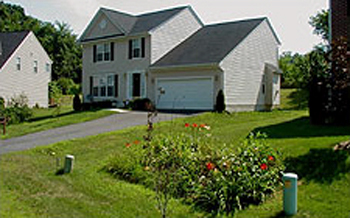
[{"left": 309, "top": 9, "right": 330, "bottom": 43}]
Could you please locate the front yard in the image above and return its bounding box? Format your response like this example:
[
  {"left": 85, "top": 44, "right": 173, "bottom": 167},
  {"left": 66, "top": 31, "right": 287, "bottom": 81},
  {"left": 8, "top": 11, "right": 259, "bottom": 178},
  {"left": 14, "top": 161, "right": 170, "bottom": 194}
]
[
  {"left": 0, "top": 96, "right": 115, "bottom": 139},
  {"left": 1, "top": 109, "right": 349, "bottom": 217}
]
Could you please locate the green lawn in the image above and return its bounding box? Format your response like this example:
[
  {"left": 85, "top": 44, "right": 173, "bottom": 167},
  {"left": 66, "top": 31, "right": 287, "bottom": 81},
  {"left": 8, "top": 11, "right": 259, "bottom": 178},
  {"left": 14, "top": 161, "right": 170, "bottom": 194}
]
[
  {"left": 1, "top": 99, "right": 116, "bottom": 139},
  {"left": 1, "top": 109, "right": 349, "bottom": 217}
]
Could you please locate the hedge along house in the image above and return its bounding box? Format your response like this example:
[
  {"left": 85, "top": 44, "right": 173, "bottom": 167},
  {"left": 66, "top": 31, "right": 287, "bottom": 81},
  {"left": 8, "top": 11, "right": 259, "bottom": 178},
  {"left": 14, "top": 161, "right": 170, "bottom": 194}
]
[
  {"left": 79, "top": 6, "right": 281, "bottom": 111},
  {"left": 0, "top": 31, "right": 52, "bottom": 107}
]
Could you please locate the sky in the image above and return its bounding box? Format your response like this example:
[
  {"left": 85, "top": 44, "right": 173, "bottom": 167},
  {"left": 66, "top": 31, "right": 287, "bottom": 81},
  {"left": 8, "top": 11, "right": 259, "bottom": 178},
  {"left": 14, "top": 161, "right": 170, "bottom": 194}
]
[{"left": 4, "top": 0, "right": 329, "bottom": 54}]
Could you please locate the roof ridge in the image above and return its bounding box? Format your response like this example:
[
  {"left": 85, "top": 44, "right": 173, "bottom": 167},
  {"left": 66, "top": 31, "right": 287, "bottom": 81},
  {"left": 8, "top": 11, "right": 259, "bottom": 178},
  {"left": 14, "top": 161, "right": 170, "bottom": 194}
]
[
  {"left": 100, "top": 7, "right": 135, "bottom": 17},
  {"left": 206, "top": 17, "right": 266, "bottom": 27},
  {"left": 136, "top": 5, "right": 188, "bottom": 17}
]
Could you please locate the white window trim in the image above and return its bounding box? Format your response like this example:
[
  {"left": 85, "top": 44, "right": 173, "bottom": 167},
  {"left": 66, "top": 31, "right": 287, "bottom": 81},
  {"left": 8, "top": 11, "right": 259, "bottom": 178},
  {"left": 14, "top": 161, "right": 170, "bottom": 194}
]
[
  {"left": 16, "top": 57, "right": 21, "bottom": 71},
  {"left": 33, "top": 60, "right": 38, "bottom": 73},
  {"left": 131, "top": 38, "right": 142, "bottom": 59},
  {"left": 96, "top": 43, "right": 111, "bottom": 62},
  {"left": 92, "top": 73, "right": 118, "bottom": 99}
]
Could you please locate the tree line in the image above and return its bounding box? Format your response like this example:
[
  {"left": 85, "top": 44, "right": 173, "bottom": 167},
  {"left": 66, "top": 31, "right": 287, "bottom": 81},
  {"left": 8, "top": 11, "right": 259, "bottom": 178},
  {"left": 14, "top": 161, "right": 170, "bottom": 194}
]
[{"left": 0, "top": 1, "right": 82, "bottom": 94}]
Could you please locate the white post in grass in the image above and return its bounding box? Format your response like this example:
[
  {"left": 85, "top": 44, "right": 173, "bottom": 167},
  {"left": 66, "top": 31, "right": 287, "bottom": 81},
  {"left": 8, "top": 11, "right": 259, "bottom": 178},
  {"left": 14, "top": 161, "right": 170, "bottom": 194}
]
[{"left": 64, "top": 155, "right": 75, "bottom": 174}]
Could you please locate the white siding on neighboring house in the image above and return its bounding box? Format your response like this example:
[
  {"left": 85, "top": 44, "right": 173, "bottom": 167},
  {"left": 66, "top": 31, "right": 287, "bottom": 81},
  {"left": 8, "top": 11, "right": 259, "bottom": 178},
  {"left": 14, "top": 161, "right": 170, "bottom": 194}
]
[
  {"left": 0, "top": 32, "right": 51, "bottom": 107},
  {"left": 150, "top": 7, "right": 202, "bottom": 64},
  {"left": 220, "top": 19, "right": 279, "bottom": 111}
]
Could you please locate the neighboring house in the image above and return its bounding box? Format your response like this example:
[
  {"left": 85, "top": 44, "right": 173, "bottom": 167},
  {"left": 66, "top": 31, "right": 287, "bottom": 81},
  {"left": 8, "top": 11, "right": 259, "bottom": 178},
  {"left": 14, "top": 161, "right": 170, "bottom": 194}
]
[
  {"left": 0, "top": 31, "right": 52, "bottom": 107},
  {"left": 79, "top": 6, "right": 281, "bottom": 111}
]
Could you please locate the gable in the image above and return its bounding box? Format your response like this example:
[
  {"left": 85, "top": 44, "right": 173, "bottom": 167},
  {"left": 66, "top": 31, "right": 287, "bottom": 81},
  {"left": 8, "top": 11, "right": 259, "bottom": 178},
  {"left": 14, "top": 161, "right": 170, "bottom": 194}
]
[
  {"left": 80, "top": 9, "right": 131, "bottom": 42},
  {"left": 152, "top": 18, "right": 266, "bottom": 68},
  {"left": 0, "top": 31, "right": 29, "bottom": 69}
]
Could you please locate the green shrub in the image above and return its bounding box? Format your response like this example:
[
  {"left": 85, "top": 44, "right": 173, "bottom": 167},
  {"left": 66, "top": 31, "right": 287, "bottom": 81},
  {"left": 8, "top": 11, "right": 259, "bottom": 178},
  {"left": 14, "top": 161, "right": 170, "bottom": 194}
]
[
  {"left": 106, "top": 123, "right": 284, "bottom": 216},
  {"left": 215, "top": 90, "right": 226, "bottom": 113},
  {"left": 3, "top": 94, "right": 33, "bottom": 124},
  {"left": 129, "top": 98, "right": 153, "bottom": 111},
  {"left": 73, "top": 94, "right": 81, "bottom": 111}
]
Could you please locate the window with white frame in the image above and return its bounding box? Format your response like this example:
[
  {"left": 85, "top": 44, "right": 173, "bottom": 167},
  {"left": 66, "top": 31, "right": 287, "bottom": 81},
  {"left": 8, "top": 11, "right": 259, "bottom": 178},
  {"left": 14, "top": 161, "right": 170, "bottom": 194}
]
[
  {"left": 33, "top": 60, "right": 38, "bottom": 73},
  {"left": 129, "top": 38, "right": 145, "bottom": 59},
  {"left": 92, "top": 75, "right": 117, "bottom": 97},
  {"left": 93, "top": 77, "right": 99, "bottom": 97},
  {"left": 46, "top": 63, "right": 50, "bottom": 72},
  {"left": 16, "top": 57, "right": 21, "bottom": 71},
  {"left": 107, "top": 75, "right": 114, "bottom": 97},
  {"left": 132, "top": 39, "right": 141, "bottom": 58},
  {"left": 100, "top": 77, "right": 107, "bottom": 97},
  {"left": 94, "top": 43, "right": 113, "bottom": 62}
]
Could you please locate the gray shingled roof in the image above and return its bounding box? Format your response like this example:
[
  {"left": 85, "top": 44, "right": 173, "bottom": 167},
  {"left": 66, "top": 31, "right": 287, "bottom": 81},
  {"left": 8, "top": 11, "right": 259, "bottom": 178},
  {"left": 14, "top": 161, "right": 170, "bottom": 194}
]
[
  {"left": 81, "top": 6, "right": 188, "bottom": 42},
  {"left": 152, "top": 18, "right": 266, "bottom": 67},
  {"left": 130, "top": 6, "right": 188, "bottom": 34},
  {"left": 0, "top": 31, "right": 30, "bottom": 69}
]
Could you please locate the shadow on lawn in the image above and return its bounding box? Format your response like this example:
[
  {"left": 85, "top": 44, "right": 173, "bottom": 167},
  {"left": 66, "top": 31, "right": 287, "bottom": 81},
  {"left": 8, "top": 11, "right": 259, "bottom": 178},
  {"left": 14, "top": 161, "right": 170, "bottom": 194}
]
[
  {"left": 254, "top": 116, "right": 350, "bottom": 138},
  {"left": 29, "top": 109, "right": 101, "bottom": 122},
  {"left": 284, "top": 148, "right": 350, "bottom": 184}
]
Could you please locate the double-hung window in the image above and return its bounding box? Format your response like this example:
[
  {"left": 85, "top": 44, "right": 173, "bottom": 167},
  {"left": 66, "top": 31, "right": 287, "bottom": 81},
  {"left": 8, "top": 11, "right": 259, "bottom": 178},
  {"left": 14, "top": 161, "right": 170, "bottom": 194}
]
[
  {"left": 93, "top": 42, "right": 114, "bottom": 62},
  {"left": 16, "top": 57, "right": 21, "bottom": 71},
  {"left": 107, "top": 75, "right": 114, "bottom": 97},
  {"left": 91, "top": 75, "right": 118, "bottom": 98},
  {"left": 129, "top": 37, "right": 145, "bottom": 59},
  {"left": 33, "top": 60, "right": 38, "bottom": 73}
]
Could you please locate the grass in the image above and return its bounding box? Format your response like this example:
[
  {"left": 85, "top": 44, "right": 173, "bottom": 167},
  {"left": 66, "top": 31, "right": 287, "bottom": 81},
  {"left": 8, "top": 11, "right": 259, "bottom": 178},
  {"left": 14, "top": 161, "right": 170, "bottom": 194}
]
[
  {"left": 0, "top": 91, "right": 349, "bottom": 217},
  {"left": 1, "top": 109, "right": 349, "bottom": 217},
  {"left": 1, "top": 96, "right": 116, "bottom": 139}
]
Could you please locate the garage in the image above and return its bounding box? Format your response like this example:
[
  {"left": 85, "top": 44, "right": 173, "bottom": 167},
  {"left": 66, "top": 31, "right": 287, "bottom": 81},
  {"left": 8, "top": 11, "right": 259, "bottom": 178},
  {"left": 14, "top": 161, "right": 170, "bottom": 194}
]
[{"left": 156, "top": 77, "right": 214, "bottom": 110}]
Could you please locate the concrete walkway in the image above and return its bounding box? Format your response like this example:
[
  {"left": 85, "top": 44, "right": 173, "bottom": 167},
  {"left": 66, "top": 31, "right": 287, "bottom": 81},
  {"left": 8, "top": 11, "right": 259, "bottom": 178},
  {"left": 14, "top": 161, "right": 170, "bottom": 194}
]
[{"left": 0, "top": 111, "right": 191, "bottom": 154}]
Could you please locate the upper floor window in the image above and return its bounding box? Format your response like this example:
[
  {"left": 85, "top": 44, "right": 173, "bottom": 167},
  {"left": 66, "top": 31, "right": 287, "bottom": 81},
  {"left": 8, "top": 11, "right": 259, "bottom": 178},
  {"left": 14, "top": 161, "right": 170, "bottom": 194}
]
[
  {"left": 129, "top": 37, "right": 145, "bottom": 59},
  {"left": 93, "top": 42, "right": 114, "bottom": 62},
  {"left": 46, "top": 63, "right": 50, "bottom": 72},
  {"left": 16, "top": 57, "right": 21, "bottom": 71},
  {"left": 34, "top": 60, "right": 38, "bottom": 73}
]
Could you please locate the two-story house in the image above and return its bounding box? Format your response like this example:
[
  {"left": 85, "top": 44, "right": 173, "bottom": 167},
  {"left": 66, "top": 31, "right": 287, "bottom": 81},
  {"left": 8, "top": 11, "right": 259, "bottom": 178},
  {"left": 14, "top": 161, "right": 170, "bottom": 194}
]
[
  {"left": 79, "top": 6, "right": 281, "bottom": 111},
  {"left": 0, "top": 31, "right": 52, "bottom": 107}
]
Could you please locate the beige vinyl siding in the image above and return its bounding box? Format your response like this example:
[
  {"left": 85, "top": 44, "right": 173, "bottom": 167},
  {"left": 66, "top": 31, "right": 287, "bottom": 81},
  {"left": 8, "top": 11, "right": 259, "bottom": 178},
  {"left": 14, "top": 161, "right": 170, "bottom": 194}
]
[
  {"left": 0, "top": 32, "right": 51, "bottom": 107},
  {"left": 150, "top": 7, "right": 202, "bottom": 64},
  {"left": 82, "top": 36, "right": 151, "bottom": 102},
  {"left": 220, "top": 19, "right": 279, "bottom": 111},
  {"left": 84, "top": 13, "right": 124, "bottom": 40}
]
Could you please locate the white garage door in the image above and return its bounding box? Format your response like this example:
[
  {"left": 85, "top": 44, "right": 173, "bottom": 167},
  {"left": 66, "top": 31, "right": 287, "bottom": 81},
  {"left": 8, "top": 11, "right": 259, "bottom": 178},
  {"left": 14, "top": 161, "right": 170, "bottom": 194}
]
[{"left": 156, "top": 77, "right": 214, "bottom": 110}]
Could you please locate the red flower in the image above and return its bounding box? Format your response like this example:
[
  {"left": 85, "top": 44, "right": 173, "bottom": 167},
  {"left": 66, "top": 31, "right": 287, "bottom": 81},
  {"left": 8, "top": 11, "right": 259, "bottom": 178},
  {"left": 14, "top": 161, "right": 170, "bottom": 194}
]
[
  {"left": 192, "top": 123, "right": 198, "bottom": 128},
  {"left": 268, "top": 156, "right": 274, "bottom": 161},
  {"left": 206, "top": 162, "right": 215, "bottom": 171},
  {"left": 260, "top": 163, "right": 268, "bottom": 170},
  {"left": 185, "top": 123, "right": 190, "bottom": 127},
  {"left": 125, "top": 143, "right": 131, "bottom": 148},
  {"left": 133, "top": 140, "right": 140, "bottom": 145}
]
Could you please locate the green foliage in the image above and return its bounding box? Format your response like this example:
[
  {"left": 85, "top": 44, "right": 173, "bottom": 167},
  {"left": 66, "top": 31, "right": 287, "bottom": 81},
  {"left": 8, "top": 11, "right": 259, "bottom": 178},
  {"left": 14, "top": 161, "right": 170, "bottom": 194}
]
[
  {"left": 215, "top": 90, "right": 226, "bottom": 113},
  {"left": 2, "top": 94, "right": 32, "bottom": 124},
  {"left": 107, "top": 124, "right": 284, "bottom": 216},
  {"left": 0, "top": 2, "right": 82, "bottom": 83},
  {"left": 309, "top": 9, "right": 330, "bottom": 43},
  {"left": 57, "top": 77, "right": 80, "bottom": 95},
  {"left": 73, "top": 94, "right": 82, "bottom": 112},
  {"left": 49, "top": 81, "right": 63, "bottom": 117}
]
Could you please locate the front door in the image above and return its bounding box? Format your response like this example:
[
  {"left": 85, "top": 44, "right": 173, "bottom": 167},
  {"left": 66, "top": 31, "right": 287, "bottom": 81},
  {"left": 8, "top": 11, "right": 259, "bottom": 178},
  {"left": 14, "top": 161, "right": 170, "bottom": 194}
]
[{"left": 132, "top": 73, "right": 141, "bottom": 97}]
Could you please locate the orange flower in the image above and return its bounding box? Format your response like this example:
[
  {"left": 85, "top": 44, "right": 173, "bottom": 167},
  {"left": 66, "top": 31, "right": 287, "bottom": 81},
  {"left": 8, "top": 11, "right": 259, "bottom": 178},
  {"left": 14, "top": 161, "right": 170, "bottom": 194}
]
[
  {"left": 200, "top": 124, "right": 206, "bottom": 128},
  {"left": 260, "top": 163, "right": 268, "bottom": 170},
  {"left": 133, "top": 140, "right": 140, "bottom": 145},
  {"left": 206, "top": 162, "right": 215, "bottom": 171},
  {"left": 185, "top": 123, "right": 190, "bottom": 127},
  {"left": 125, "top": 143, "right": 131, "bottom": 148},
  {"left": 268, "top": 156, "right": 274, "bottom": 161},
  {"left": 192, "top": 123, "right": 198, "bottom": 128}
]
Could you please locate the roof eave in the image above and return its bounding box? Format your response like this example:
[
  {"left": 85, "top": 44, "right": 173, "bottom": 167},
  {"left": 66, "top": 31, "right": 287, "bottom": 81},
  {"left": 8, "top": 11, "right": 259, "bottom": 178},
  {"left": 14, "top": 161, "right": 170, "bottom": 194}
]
[{"left": 150, "top": 62, "right": 221, "bottom": 72}]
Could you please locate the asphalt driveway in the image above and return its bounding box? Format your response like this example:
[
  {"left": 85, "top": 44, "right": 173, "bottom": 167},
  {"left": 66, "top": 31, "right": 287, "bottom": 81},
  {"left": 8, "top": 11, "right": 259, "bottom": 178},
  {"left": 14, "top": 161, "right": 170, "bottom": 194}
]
[{"left": 0, "top": 111, "right": 192, "bottom": 154}]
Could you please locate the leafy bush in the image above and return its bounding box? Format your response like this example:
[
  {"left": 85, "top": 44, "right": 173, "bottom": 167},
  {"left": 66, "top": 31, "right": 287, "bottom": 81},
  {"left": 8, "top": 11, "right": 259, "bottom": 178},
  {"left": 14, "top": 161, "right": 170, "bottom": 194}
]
[
  {"left": 215, "top": 90, "right": 225, "bottom": 113},
  {"left": 2, "top": 94, "right": 33, "bottom": 124},
  {"left": 73, "top": 94, "right": 81, "bottom": 111},
  {"left": 106, "top": 123, "right": 284, "bottom": 216},
  {"left": 129, "top": 98, "right": 153, "bottom": 111}
]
